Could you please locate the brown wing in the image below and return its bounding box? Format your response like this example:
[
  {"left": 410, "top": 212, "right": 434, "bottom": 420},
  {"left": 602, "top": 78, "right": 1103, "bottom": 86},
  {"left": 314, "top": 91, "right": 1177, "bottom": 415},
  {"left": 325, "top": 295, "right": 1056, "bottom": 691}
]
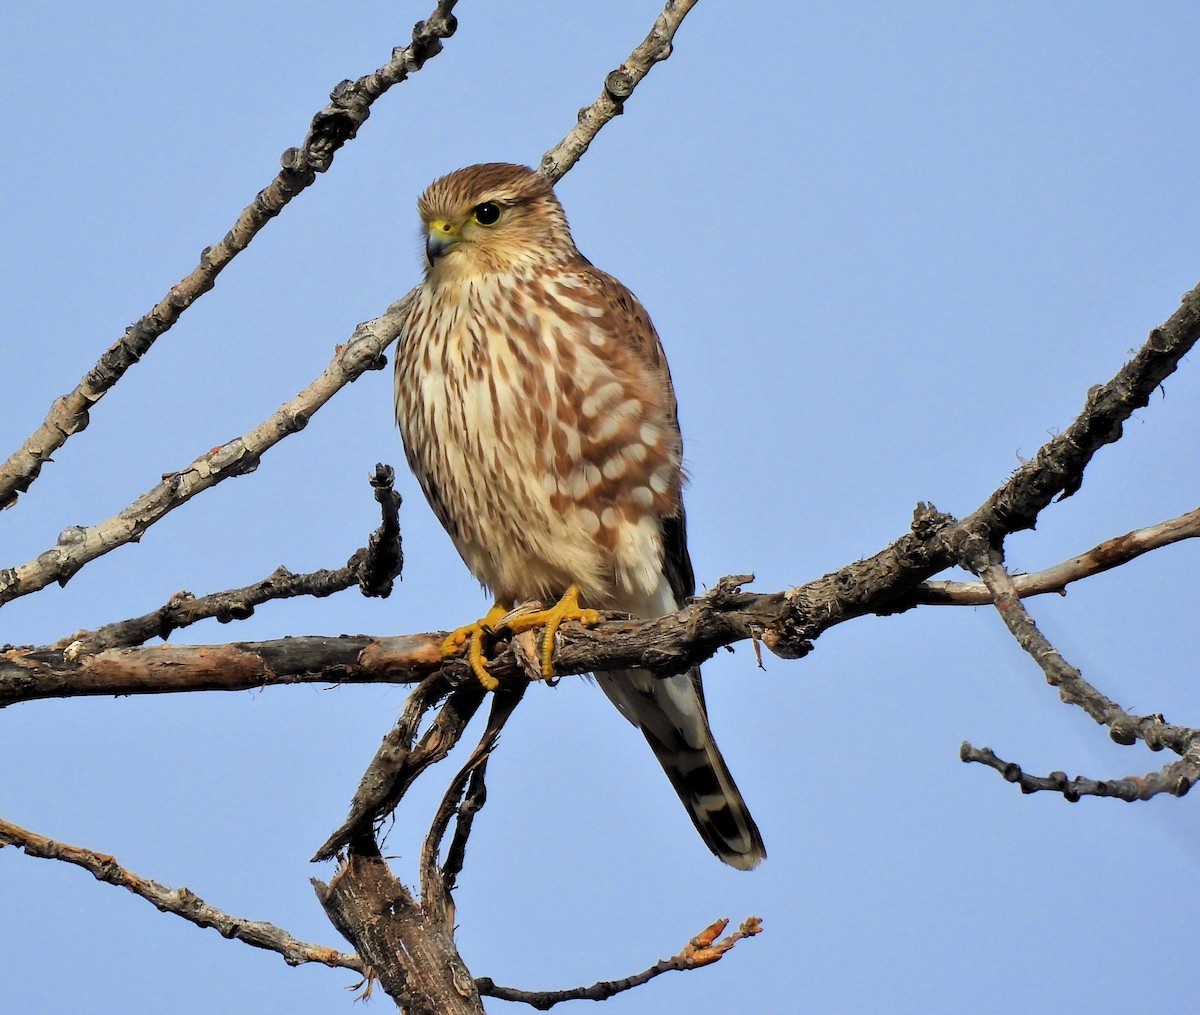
[{"left": 570, "top": 260, "right": 696, "bottom": 607}]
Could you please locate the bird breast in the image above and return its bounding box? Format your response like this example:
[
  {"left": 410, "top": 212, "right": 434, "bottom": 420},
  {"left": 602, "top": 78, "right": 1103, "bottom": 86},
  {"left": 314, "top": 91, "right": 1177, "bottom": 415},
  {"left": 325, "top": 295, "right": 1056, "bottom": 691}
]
[{"left": 394, "top": 265, "right": 681, "bottom": 610}]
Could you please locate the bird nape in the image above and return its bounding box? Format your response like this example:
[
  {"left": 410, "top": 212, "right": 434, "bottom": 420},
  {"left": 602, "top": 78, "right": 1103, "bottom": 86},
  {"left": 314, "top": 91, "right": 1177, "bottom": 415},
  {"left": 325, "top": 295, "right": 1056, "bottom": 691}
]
[{"left": 393, "top": 162, "right": 765, "bottom": 870}]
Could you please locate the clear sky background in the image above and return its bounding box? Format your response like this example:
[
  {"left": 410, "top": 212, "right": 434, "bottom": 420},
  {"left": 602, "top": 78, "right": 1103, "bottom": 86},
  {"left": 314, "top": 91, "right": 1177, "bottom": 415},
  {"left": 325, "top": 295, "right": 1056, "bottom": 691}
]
[{"left": 3, "top": 3, "right": 1199, "bottom": 1013}]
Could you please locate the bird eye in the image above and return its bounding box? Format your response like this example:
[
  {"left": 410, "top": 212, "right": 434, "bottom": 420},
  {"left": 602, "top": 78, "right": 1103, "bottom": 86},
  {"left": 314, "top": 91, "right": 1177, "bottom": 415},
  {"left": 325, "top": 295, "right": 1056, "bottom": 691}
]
[{"left": 472, "top": 202, "right": 501, "bottom": 226}]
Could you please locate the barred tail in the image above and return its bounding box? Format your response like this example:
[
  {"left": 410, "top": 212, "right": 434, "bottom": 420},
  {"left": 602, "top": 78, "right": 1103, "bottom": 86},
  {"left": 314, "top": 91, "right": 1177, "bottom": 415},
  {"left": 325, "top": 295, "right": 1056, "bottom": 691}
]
[{"left": 597, "top": 666, "right": 765, "bottom": 870}]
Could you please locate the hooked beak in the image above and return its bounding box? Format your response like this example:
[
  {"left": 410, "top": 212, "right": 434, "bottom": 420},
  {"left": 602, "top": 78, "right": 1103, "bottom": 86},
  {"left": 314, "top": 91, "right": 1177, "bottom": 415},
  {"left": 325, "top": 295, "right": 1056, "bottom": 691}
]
[{"left": 425, "top": 218, "right": 459, "bottom": 263}]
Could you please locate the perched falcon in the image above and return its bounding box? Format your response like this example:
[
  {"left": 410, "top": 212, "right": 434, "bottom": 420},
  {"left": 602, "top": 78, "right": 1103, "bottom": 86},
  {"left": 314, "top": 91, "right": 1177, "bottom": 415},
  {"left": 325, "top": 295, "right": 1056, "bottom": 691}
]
[{"left": 393, "top": 163, "right": 765, "bottom": 870}]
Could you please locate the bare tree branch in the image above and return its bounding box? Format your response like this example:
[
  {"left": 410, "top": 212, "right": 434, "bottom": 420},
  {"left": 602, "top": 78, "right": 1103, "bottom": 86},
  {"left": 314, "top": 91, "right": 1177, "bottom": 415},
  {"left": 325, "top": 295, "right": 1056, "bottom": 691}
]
[
  {"left": 0, "top": 2, "right": 458, "bottom": 512},
  {"left": 0, "top": 0, "right": 711, "bottom": 614},
  {"left": 911, "top": 505, "right": 1200, "bottom": 606},
  {"left": 419, "top": 685, "right": 526, "bottom": 914},
  {"left": 960, "top": 285, "right": 1200, "bottom": 544},
  {"left": 959, "top": 743, "right": 1196, "bottom": 801},
  {"left": 5, "top": 4, "right": 1195, "bottom": 1009},
  {"left": 313, "top": 677, "right": 487, "bottom": 862},
  {"left": 539, "top": 0, "right": 699, "bottom": 182},
  {"left": 313, "top": 841, "right": 483, "bottom": 1015},
  {"left": 0, "top": 631, "right": 439, "bottom": 708},
  {"left": 4, "top": 485, "right": 1198, "bottom": 711},
  {"left": 51, "top": 465, "right": 403, "bottom": 654},
  {"left": 0, "top": 298, "right": 409, "bottom": 608},
  {"left": 475, "top": 916, "right": 763, "bottom": 1010},
  {"left": 0, "top": 816, "right": 362, "bottom": 972},
  {"left": 956, "top": 537, "right": 1200, "bottom": 799}
]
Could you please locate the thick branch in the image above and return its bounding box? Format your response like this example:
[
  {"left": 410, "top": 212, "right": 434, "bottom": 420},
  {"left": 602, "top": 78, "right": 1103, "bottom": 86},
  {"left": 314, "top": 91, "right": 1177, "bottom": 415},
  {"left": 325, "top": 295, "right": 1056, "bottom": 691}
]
[
  {"left": 959, "top": 281, "right": 1200, "bottom": 544},
  {"left": 0, "top": 631, "right": 446, "bottom": 708},
  {"left": 0, "top": 2, "right": 458, "bottom": 512},
  {"left": 313, "top": 843, "right": 482, "bottom": 1015},
  {"left": 776, "top": 280, "right": 1200, "bottom": 647},
  {"left": 0, "top": 816, "right": 360, "bottom": 972}
]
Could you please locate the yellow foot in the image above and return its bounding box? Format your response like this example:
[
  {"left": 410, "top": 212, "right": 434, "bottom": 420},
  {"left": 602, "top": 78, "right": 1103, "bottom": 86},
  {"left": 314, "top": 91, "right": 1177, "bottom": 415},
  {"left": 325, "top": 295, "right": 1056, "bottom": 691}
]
[
  {"left": 503, "top": 584, "right": 601, "bottom": 677},
  {"left": 441, "top": 602, "right": 509, "bottom": 691}
]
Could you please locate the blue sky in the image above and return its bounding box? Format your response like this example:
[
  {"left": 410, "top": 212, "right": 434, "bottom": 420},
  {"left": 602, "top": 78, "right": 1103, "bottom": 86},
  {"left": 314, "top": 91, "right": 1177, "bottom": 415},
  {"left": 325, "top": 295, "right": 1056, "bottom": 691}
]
[{"left": 3, "top": 3, "right": 1200, "bottom": 1012}]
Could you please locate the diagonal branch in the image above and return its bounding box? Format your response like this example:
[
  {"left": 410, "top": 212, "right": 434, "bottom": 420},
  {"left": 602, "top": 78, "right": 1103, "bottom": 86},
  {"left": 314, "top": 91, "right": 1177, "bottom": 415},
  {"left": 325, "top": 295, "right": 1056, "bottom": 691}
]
[
  {"left": 539, "top": 0, "right": 700, "bottom": 182},
  {"left": 910, "top": 505, "right": 1200, "bottom": 606},
  {"left": 0, "top": 0, "right": 708, "bottom": 614},
  {"left": 775, "top": 279, "right": 1200, "bottom": 649},
  {"left": 960, "top": 282, "right": 1200, "bottom": 544},
  {"left": 958, "top": 537, "right": 1200, "bottom": 799},
  {"left": 313, "top": 677, "right": 487, "bottom": 862},
  {"left": 419, "top": 683, "right": 528, "bottom": 921},
  {"left": 0, "top": 297, "right": 410, "bottom": 608},
  {"left": 0, "top": 1, "right": 459, "bottom": 512},
  {"left": 52, "top": 464, "right": 402, "bottom": 654},
  {"left": 0, "top": 816, "right": 361, "bottom": 972},
  {"left": 476, "top": 916, "right": 763, "bottom": 1010}
]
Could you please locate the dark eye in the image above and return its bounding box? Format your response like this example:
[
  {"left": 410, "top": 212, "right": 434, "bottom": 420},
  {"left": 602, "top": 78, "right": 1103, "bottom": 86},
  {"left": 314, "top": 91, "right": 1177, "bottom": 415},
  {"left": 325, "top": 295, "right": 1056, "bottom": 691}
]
[{"left": 473, "top": 202, "right": 501, "bottom": 225}]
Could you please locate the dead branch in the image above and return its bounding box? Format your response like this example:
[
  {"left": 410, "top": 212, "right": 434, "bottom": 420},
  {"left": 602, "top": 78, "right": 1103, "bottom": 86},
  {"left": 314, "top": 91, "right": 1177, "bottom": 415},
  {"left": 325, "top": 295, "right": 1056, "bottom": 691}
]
[
  {"left": 313, "top": 841, "right": 483, "bottom": 1015},
  {"left": 959, "top": 288, "right": 1200, "bottom": 544},
  {"left": 959, "top": 744, "right": 1195, "bottom": 801},
  {"left": 0, "top": 299, "right": 408, "bottom": 607},
  {"left": 539, "top": 0, "right": 699, "bottom": 182},
  {"left": 911, "top": 505, "right": 1200, "bottom": 606},
  {"left": 954, "top": 536, "right": 1200, "bottom": 799},
  {"left": 313, "top": 676, "right": 487, "bottom": 862},
  {"left": 475, "top": 916, "right": 763, "bottom": 1009},
  {"left": 51, "top": 465, "right": 402, "bottom": 654},
  {"left": 310, "top": 687, "right": 525, "bottom": 1014},
  {"left": 4, "top": 3, "right": 1196, "bottom": 1011},
  {"left": 0, "top": 816, "right": 361, "bottom": 972},
  {"left": 0, "top": 1, "right": 458, "bottom": 513},
  {"left": 417, "top": 685, "right": 526, "bottom": 906},
  {"left": 0, "top": 632, "right": 441, "bottom": 708}
]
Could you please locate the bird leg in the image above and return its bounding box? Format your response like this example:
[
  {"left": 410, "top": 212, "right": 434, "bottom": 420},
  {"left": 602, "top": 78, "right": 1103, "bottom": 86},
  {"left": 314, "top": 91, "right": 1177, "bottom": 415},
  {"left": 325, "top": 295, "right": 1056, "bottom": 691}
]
[
  {"left": 441, "top": 602, "right": 510, "bottom": 691},
  {"left": 502, "top": 584, "right": 601, "bottom": 678},
  {"left": 441, "top": 586, "right": 601, "bottom": 688}
]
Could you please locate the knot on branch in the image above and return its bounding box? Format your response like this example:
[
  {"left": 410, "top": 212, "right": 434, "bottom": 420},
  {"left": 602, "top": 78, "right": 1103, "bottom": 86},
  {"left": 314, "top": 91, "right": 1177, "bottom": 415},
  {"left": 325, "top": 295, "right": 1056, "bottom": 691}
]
[{"left": 604, "top": 68, "right": 635, "bottom": 101}]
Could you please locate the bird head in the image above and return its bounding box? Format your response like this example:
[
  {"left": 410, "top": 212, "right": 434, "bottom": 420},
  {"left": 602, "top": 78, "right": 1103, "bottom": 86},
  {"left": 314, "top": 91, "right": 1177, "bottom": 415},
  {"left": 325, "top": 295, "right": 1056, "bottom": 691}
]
[{"left": 416, "top": 163, "right": 578, "bottom": 280}]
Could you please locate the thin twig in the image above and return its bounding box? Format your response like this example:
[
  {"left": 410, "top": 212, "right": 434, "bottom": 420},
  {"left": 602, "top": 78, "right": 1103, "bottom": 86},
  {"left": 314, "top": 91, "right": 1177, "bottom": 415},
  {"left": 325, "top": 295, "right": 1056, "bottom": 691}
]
[
  {"left": 0, "top": 816, "right": 362, "bottom": 972},
  {"left": 420, "top": 684, "right": 528, "bottom": 919},
  {"left": 476, "top": 916, "right": 763, "bottom": 1010},
  {"left": 959, "top": 743, "right": 1196, "bottom": 800},
  {"left": 52, "top": 465, "right": 403, "bottom": 654},
  {"left": 913, "top": 505, "right": 1200, "bottom": 606},
  {"left": 958, "top": 537, "right": 1200, "bottom": 799},
  {"left": 539, "top": 0, "right": 700, "bottom": 182},
  {"left": 0, "top": 296, "right": 411, "bottom": 608},
  {"left": 0, "top": 2, "right": 458, "bottom": 512},
  {"left": 311, "top": 674, "right": 489, "bottom": 863}
]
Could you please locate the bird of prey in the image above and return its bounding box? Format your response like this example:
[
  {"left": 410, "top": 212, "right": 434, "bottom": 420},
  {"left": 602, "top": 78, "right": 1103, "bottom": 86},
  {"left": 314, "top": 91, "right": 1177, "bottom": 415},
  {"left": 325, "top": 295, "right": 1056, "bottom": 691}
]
[{"left": 393, "top": 163, "right": 764, "bottom": 869}]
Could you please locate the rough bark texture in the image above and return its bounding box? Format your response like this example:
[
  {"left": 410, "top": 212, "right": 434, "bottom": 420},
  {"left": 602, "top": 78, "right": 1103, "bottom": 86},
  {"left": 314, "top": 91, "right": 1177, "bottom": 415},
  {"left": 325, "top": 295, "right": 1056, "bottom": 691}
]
[{"left": 313, "top": 846, "right": 482, "bottom": 1015}]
